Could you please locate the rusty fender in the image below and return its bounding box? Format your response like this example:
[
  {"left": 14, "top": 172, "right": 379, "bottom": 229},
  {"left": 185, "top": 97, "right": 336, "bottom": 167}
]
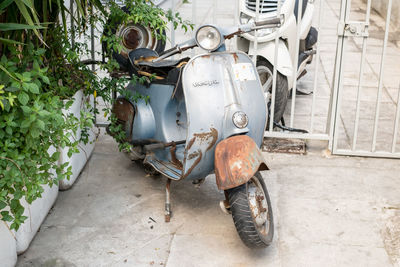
[{"left": 214, "top": 135, "right": 268, "bottom": 190}]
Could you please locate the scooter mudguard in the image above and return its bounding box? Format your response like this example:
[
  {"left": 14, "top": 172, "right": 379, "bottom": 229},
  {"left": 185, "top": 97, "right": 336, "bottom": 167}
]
[
  {"left": 214, "top": 135, "right": 268, "bottom": 191},
  {"left": 248, "top": 39, "right": 294, "bottom": 86}
]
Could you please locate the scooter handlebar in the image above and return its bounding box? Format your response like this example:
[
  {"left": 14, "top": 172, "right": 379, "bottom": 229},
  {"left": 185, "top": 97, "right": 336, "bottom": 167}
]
[{"left": 254, "top": 17, "right": 281, "bottom": 28}]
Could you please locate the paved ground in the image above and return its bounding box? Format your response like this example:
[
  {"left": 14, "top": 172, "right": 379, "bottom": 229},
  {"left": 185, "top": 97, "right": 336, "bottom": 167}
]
[
  {"left": 17, "top": 0, "right": 400, "bottom": 266},
  {"left": 17, "top": 132, "right": 400, "bottom": 266}
]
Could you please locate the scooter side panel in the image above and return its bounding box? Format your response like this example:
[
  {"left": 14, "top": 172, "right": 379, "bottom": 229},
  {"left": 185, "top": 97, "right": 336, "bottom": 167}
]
[
  {"left": 181, "top": 51, "right": 267, "bottom": 180},
  {"left": 125, "top": 82, "right": 187, "bottom": 180}
]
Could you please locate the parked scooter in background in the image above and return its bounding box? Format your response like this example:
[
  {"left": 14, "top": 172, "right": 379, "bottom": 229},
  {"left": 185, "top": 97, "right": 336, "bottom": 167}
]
[
  {"left": 110, "top": 18, "right": 282, "bottom": 248},
  {"left": 237, "top": 0, "right": 318, "bottom": 123}
]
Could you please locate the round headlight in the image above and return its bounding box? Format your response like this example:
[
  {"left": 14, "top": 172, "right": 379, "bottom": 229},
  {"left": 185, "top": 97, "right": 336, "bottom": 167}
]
[
  {"left": 232, "top": 111, "right": 249, "bottom": 129},
  {"left": 195, "top": 26, "right": 222, "bottom": 52}
]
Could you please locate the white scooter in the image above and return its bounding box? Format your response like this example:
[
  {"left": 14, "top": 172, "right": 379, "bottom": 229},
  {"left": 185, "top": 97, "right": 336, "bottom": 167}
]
[{"left": 237, "top": 0, "right": 317, "bottom": 123}]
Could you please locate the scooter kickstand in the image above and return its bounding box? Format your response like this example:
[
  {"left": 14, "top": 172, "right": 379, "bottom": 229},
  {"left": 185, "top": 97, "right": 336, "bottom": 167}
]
[{"left": 165, "top": 179, "right": 172, "bottom": 222}]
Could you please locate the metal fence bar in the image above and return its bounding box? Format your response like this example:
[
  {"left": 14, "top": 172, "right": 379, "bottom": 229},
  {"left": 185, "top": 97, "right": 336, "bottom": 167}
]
[
  {"left": 391, "top": 84, "right": 400, "bottom": 152},
  {"left": 265, "top": 132, "right": 330, "bottom": 140},
  {"left": 371, "top": 0, "right": 392, "bottom": 152},
  {"left": 170, "top": 0, "right": 176, "bottom": 49},
  {"left": 334, "top": 149, "right": 400, "bottom": 158},
  {"left": 268, "top": 0, "right": 282, "bottom": 131},
  {"left": 213, "top": 0, "right": 217, "bottom": 24},
  {"left": 90, "top": 6, "right": 96, "bottom": 72},
  {"left": 234, "top": 0, "right": 239, "bottom": 50},
  {"left": 351, "top": 0, "right": 372, "bottom": 150},
  {"left": 70, "top": 0, "right": 75, "bottom": 48},
  {"left": 253, "top": 0, "right": 260, "bottom": 65},
  {"left": 309, "top": 0, "right": 325, "bottom": 133},
  {"left": 330, "top": 0, "right": 351, "bottom": 151},
  {"left": 191, "top": 0, "right": 197, "bottom": 57},
  {"left": 289, "top": 0, "right": 303, "bottom": 127}
]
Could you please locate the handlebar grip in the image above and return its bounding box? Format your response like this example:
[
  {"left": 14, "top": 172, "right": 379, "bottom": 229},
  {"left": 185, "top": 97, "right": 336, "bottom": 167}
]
[
  {"left": 254, "top": 17, "right": 281, "bottom": 27},
  {"left": 159, "top": 46, "right": 177, "bottom": 56}
]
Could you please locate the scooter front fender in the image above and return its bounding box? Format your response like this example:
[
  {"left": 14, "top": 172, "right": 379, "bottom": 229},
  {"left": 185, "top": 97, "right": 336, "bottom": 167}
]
[
  {"left": 248, "top": 39, "right": 294, "bottom": 87},
  {"left": 214, "top": 135, "right": 268, "bottom": 190}
]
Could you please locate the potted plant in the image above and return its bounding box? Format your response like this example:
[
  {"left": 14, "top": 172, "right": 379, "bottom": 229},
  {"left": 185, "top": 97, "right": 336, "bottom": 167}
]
[
  {"left": 0, "top": 0, "right": 99, "bottom": 254},
  {"left": 44, "top": 27, "right": 98, "bottom": 190},
  {"left": 0, "top": 221, "right": 16, "bottom": 267}
]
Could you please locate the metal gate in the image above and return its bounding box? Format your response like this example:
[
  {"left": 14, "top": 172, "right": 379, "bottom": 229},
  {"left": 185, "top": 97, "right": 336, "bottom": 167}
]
[
  {"left": 228, "top": 0, "right": 400, "bottom": 158},
  {"left": 329, "top": 0, "right": 400, "bottom": 158}
]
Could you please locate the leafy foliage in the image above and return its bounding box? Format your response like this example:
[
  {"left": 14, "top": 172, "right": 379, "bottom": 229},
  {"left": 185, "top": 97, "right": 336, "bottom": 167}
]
[
  {"left": 0, "top": 0, "right": 105, "bottom": 48},
  {"left": 0, "top": 44, "right": 93, "bottom": 230},
  {"left": 0, "top": 0, "right": 193, "bottom": 230}
]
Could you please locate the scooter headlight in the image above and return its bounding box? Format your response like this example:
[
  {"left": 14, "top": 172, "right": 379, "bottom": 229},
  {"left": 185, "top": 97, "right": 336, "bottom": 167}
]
[
  {"left": 195, "top": 25, "right": 222, "bottom": 52},
  {"left": 232, "top": 111, "right": 249, "bottom": 129}
]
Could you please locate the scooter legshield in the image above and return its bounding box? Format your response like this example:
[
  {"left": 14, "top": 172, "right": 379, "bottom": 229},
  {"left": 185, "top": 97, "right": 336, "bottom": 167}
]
[
  {"left": 214, "top": 135, "right": 268, "bottom": 190},
  {"left": 181, "top": 52, "right": 267, "bottom": 181}
]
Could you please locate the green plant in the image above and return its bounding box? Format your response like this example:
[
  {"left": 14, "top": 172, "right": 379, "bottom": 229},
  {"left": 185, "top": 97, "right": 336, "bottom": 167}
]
[
  {"left": 0, "top": 0, "right": 105, "bottom": 47},
  {"left": 0, "top": 44, "right": 93, "bottom": 230},
  {"left": 0, "top": 0, "right": 193, "bottom": 230}
]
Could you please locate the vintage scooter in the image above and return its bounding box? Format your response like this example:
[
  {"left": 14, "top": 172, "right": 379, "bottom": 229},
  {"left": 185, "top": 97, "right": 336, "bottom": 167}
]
[
  {"left": 237, "top": 0, "right": 318, "bottom": 123},
  {"left": 110, "top": 18, "right": 281, "bottom": 248}
]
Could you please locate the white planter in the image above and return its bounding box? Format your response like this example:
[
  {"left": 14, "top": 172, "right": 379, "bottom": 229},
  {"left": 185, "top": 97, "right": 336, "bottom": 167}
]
[
  {"left": 0, "top": 221, "right": 17, "bottom": 267},
  {"left": 14, "top": 183, "right": 58, "bottom": 254},
  {"left": 59, "top": 90, "right": 96, "bottom": 190}
]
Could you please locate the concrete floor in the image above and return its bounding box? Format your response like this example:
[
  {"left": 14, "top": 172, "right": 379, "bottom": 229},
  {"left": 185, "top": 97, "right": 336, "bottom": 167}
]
[
  {"left": 17, "top": 133, "right": 400, "bottom": 266},
  {"left": 17, "top": 0, "right": 400, "bottom": 265}
]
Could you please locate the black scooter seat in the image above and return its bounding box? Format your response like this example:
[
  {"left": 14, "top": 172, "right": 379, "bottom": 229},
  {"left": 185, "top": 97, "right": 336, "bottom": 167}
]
[
  {"left": 137, "top": 59, "right": 184, "bottom": 68},
  {"left": 129, "top": 48, "right": 187, "bottom": 69}
]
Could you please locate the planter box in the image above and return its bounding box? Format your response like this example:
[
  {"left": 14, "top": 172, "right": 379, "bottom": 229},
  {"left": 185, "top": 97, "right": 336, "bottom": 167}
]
[
  {"left": 14, "top": 183, "right": 58, "bottom": 254},
  {"left": 59, "top": 90, "right": 96, "bottom": 190},
  {"left": 0, "top": 222, "right": 17, "bottom": 267}
]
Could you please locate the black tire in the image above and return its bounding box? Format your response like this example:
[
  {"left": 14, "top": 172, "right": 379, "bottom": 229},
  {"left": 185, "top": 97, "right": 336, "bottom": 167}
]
[
  {"left": 226, "top": 172, "right": 274, "bottom": 248},
  {"left": 257, "top": 58, "right": 289, "bottom": 125}
]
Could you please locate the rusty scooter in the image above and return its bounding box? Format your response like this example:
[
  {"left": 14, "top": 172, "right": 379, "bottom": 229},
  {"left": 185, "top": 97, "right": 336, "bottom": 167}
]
[{"left": 110, "top": 17, "right": 281, "bottom": 248}]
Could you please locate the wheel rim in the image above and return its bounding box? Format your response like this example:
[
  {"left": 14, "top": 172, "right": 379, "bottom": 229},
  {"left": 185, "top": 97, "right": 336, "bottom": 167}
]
[
  {"left": 257, "top": 65, "right": 273, "bottom": 105},
  {"left": 247, "top": 177, "right": 270, "bottom": 235}
]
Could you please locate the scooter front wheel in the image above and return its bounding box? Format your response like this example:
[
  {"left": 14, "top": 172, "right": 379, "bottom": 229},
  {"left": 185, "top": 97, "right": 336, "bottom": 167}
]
[{"left": 226, "top": 172, "right": 274, "bottom": 248}]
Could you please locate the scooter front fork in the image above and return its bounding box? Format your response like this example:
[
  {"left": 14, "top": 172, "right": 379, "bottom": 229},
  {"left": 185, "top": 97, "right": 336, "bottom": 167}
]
[{"left": 165, "top": 179, "right": 172, "bottom": 222}]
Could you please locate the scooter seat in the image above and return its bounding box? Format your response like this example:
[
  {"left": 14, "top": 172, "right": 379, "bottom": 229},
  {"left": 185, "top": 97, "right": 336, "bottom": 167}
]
[
  {"left": 128, "top": 48, "right": 188, "bottom": 68},
  {"left": 137, "top": 59, "right": 185, "bottom": 68}
]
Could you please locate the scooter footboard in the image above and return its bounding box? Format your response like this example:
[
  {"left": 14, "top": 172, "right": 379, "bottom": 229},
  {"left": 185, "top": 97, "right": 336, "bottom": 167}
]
[{"left": 214, "top": 135, "right": 268, "bottom": 190}]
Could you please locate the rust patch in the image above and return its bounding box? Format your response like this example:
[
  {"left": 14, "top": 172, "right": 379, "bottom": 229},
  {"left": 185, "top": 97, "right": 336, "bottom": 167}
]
[
  {"left": 187, "top": 151, "right": 200, "bottom": 160},
  {"left": 187, "top": 137, "right": 196, "bottom": 150},
  {"left": 232, "top": 53, "right": 239, "bottom": 63},
  {"left": 181, "top": 128, "right": 218, "bottom": 179},
  {"left": 182, "top": 149, "right": 202, "bottom": 179},
  {"left": 192, "top": 128, "right": 218, "bottom": 151},
  {"left": 169, "top": 143, "right": 183, "bottom": 170},
  {"left": 111, "top": 98, "right": 135, "bottom": 141},
  {"left": 214, "top": 135, "right": 268, "bottom": 190}
]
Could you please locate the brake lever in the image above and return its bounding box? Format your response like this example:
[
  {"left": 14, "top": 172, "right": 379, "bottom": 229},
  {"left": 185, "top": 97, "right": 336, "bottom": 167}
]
[{"left": 153, "top": 39, "right": 197, "bottom": 62}]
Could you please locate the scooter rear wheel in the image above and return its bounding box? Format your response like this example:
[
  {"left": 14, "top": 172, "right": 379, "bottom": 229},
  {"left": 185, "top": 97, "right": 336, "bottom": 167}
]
[
  {"left": 226, "top": 172, "right": 274, "bottom": 248},
  {"left": 257, "top": 59, "right": 288, "bottom": 126}
]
